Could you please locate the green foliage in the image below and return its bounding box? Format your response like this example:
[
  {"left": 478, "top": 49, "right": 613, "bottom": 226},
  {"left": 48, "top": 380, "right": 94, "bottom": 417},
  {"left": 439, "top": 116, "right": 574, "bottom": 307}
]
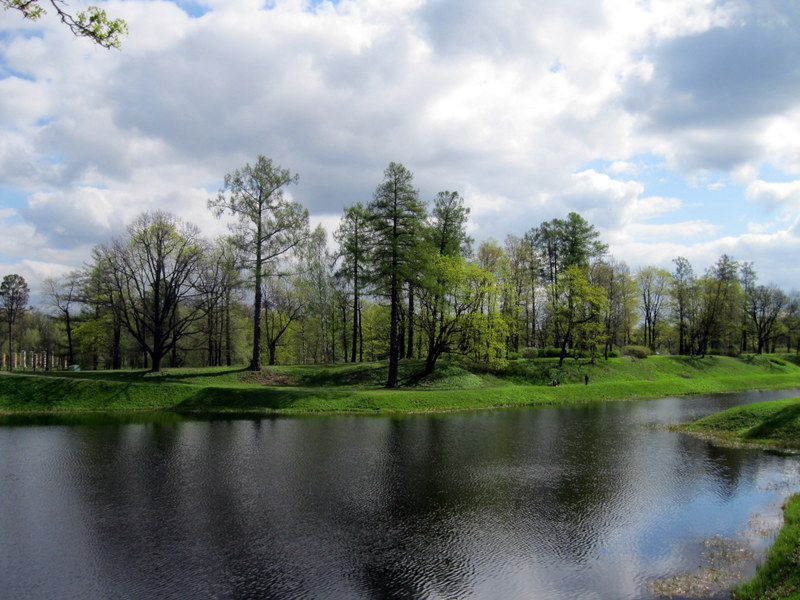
[
  {"left": 2, "top": 0, "right": 128, "bottom": 48},
  {"left": 622, "top": 345, "right": 650, "bottom": 358},
  {"left": 367, "top": 162, "right": 427, "bottom": 387}
]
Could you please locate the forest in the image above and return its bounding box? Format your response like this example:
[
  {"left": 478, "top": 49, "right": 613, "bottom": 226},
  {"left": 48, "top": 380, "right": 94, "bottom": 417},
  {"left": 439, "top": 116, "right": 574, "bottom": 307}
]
[{"left": 1, "top": 157, "right": 798, "bottom": 388}]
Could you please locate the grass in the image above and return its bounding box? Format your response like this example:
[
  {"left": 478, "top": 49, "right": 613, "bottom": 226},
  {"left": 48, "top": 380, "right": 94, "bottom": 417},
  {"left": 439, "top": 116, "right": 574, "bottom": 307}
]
[
  {"left": 2, "top": 353, "right": 800, "bottom": 415},
  {"left": 685, "top": 396, "right": 800, "bottom": 449},
  {"left": 733, "top": 494, "right": 800, "bottom": 600}
]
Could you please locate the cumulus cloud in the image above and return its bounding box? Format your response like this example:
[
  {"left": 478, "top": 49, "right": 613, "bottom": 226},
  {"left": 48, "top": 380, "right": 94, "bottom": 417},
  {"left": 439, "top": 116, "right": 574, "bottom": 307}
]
[
  {"left": 746, "top": 179, "right": 800, "bottom": 215},
  {"left": 2, "top": 0, "right": 800, "bottom": 292},
  {"left": 623, "top": 1, "right": 800, "bottom": 174}
]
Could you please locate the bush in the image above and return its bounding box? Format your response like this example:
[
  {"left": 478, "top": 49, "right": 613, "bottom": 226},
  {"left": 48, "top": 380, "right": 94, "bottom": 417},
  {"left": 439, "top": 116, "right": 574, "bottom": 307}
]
[
  {"left": 521, "top": 347, "right": 539, "bottom": 359},
  {"left": 541, "top": 347, "right": 564, "bottom": 358},
  {"left": 606, "top": 349, "right": 620, "bottom": 358},
  {"left": 622, "top": 345, "right": 650, "bottom": 359}
]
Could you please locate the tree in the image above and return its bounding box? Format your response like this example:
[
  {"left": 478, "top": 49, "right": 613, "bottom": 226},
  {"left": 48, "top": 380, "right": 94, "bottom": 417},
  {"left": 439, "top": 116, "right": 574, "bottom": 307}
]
[
  {"left": 593, "top": 259, "right": 637, "bottom": 359},
  {"left": 510, "top": 231, "right": 544, "bottom": 349},
  {"left": 533, "top": 212, "right": 607, "bottom": 285},
  {"left": 334, "top": 202, "right": 371, "bottom": 363},
  {"left": 745, "top": 284, "right": 787, "bottom": 354},
  {"left": 195, "top": 238, "right": 245, "bottom": 367},
  {"left": 739, "top": 262, "right": 758, "bottom": 352},
  {"left": 550, "top": 265, "right": 607, "bottom": 366},
  {"left": 368, "top": 162, "right": 427, "bottom": 388},
  {"left": 294, "top": 224, "right": 337, "bottom": 364},
  {"left": 696, "top": 255, "right": 740, "bottom": 357},
  {"left": 0, "top": 273, "right": 29, "bottom": 367},
  {"left": 532, "top": 213, "right": 607, "bottom": 351},
  {"left": 209, "top": 155, "right": 309, "bottom": 371},
  {"left": 474, "top": 239, "right": 511, "bottom": 365},
  {"left": 418, "top": 256, "right": 491, "bottom": 375},
  {"left": 42, "top": 270, "right": 82, "bottom": 365},
  {"left": 427, "top": 191, "right": 472, "bottom": 258},
  {"left": 637, "top": 266, "right": 671, "bottom": 353},
  {"left": 2, "top": 0, "right": 127, "bottom": 48},
  {"left": 671, "top": 257, "right": 696, "bottom": 355},
  {"left": 263, "top": 273, "right": 304, "bottom": 366},
  {"left": 97, "top": 212, "right": 206, "bottom": 372}
]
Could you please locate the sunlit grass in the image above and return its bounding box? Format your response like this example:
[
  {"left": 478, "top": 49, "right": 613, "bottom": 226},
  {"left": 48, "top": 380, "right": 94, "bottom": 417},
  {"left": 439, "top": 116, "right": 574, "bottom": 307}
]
[
  {"left": 2, "top": 354, "right": 800, "bottom": 415},
  {"left": 733, "top": 494, "right": 800, "bottom": 600}
]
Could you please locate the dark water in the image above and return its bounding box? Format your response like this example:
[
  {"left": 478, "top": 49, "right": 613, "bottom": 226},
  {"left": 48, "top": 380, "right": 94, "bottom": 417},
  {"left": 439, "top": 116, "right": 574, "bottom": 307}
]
[{"left": 2, "top": 390, "right": 799, "bottom": 600}]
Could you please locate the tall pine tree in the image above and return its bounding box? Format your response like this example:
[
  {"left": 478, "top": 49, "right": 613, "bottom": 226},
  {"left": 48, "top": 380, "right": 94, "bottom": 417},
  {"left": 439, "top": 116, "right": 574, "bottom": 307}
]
[{"left": 368, "top": 162, "right": 427, "bottom": 388}]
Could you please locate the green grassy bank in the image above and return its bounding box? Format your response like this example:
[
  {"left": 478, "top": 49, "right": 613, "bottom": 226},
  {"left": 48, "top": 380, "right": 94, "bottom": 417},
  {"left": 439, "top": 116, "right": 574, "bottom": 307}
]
[
  {"left": 685, "top": 396, "right": 800, "bottom": 449},
  {"left": 734, "top": 494, "right": 800, "bottom": 600},
  {"left": 685, "top": 399, "right": 800, "bottom": 599},
  {"left": 2, "top": 354, "right": 800, "bottom": 415}
]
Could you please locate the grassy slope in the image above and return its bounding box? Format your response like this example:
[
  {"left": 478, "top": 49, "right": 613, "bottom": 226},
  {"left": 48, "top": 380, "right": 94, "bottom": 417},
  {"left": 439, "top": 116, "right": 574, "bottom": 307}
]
[
  {"left": 2, "top": 354, "right": 800, "bottom": 414},
  {"left": 734, "top": 494, "right": 800, "bottom": 600},
  {"left": 686, "top": 396, "right": 800, "bottom": 449}
]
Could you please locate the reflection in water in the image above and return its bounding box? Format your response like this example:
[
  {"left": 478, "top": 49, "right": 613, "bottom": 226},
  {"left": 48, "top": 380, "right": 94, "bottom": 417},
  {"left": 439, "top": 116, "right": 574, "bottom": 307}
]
[{"left": 1, "top": 389, "right": 799, "bottom": 599}]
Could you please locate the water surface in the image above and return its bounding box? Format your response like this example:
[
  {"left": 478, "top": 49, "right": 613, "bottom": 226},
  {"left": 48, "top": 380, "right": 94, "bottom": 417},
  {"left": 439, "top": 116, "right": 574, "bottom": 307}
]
[{"left": 2, "top": 389, "right": 799, "bottom": 599}]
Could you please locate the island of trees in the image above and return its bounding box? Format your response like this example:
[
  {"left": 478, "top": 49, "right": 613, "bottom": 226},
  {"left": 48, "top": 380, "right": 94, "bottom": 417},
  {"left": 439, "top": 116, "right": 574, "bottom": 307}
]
[{"left": 1, "top": 157, "right": 798, "bottom": 388}]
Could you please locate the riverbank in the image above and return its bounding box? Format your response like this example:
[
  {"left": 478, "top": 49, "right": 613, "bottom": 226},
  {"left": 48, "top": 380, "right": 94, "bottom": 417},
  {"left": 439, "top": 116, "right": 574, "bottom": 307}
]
[
  {"left": 683, "top": 399, "right": 800, "bottom": 599},
  {"left": 734, "top": 494, "right": 800, "bottom": 600},
  {"left": 2, "top": 354, "right": 800, "bottom": 414},
  {"left": 684, "top": 395, "right": 800, "bottom": 450}
]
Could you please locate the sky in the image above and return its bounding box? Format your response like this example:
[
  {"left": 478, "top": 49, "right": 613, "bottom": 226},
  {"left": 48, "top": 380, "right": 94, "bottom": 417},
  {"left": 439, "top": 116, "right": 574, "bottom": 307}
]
[{"left": 2, "top": 0, "right": 800, "bottom": 300}]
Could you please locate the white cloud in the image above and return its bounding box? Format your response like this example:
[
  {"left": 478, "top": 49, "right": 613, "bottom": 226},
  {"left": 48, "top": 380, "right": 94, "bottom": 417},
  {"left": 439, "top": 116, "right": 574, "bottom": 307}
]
[
  {"left": 747, "top": 221, "right": 772, "bottom": 234},
  {"left": 2, "top": 0, "right": 800, "bottom": 292},
  {"left": 746, "top": 179, "right": 800, "bottom": 215}
]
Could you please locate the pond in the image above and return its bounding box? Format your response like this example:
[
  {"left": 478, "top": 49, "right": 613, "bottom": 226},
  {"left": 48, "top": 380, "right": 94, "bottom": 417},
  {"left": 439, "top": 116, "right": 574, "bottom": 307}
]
[{"left": 2, "top": 389, "right": 799, "bottom": 599}]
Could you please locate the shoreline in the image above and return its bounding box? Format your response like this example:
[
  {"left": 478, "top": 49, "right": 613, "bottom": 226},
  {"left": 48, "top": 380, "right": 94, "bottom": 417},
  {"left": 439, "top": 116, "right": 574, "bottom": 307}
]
[{"left": 2, "top": 368, "right": 800, "bottom": 416}]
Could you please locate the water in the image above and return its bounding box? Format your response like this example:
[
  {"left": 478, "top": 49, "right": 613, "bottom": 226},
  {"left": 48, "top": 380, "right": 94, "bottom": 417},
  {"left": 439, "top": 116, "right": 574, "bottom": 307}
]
[{"left": 1, "top": 389, "right": 799, "bottom": 599}]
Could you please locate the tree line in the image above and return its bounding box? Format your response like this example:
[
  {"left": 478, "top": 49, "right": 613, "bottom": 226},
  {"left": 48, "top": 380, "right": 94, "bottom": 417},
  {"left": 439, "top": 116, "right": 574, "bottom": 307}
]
[{"left": 2, "top": 157, "right": 799, "bottom": 387}]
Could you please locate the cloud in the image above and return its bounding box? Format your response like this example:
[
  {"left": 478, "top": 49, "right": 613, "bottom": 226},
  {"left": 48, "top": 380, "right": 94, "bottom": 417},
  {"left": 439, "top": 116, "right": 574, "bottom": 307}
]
[
  {"left": 622, "top": 1, "right": 800, "bottom": 173},
  {"left": 746, "top": 179, "right": 800, "bottom": 215},
  {"left": 2, "top": 0, "right": 800, "bottom": 294}
]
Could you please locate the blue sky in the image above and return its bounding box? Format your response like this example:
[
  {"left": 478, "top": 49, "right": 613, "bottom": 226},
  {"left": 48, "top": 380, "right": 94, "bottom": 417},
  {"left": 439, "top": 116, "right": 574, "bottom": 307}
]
[{"left": 2, "top": 0, "right": 800, "bottom": 296}]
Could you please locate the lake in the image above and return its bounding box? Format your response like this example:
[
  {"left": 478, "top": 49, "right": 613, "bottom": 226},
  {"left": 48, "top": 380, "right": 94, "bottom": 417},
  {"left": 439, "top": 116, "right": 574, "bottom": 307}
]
[{"left": 2, "top": 389, "right": 799, "bottom": 599}]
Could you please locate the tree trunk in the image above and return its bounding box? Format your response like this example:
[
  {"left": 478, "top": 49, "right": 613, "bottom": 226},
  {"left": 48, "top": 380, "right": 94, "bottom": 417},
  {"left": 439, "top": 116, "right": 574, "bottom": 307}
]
[
  {"left": 225, "top": 290, "right": 233, "bottom": 367},
  {"left": 112, "top": 320, "right": 122, "bottom": 370},
  {"left": 65, "top": 311, "right": 74, "bottom": 365},
  {"left": 351, "top": 272, "right": 359, "bottom": 363},
  {"left": 250, "top": 225, "right": 263, "bottom": 372},
  {"left": 387, "top": 275, "right": 399, "bottom": 388},
  {"left": 406, "top": 284, "right": 415, "bottom": 359}
]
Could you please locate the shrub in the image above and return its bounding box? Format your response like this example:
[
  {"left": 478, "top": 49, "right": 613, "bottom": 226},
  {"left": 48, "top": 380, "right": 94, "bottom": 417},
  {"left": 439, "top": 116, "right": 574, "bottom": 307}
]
[
  {"left": 622, "top": 345, "right": 650, "bottom": 359},
  {"left": 521, "top": 347, "right": 539, "bottom": 359},
  {"left": 541, "top": 347, "right": 564, "bottom": 358}
]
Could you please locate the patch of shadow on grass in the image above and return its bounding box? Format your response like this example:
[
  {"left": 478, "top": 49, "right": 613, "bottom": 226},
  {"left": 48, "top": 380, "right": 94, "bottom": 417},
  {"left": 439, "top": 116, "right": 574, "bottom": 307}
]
[
  {"left": 744, "top": 403, "right": 800, "bottom": 444},
  {"left": 173, "top": 387, "right": 343, "bottom": 412}
]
